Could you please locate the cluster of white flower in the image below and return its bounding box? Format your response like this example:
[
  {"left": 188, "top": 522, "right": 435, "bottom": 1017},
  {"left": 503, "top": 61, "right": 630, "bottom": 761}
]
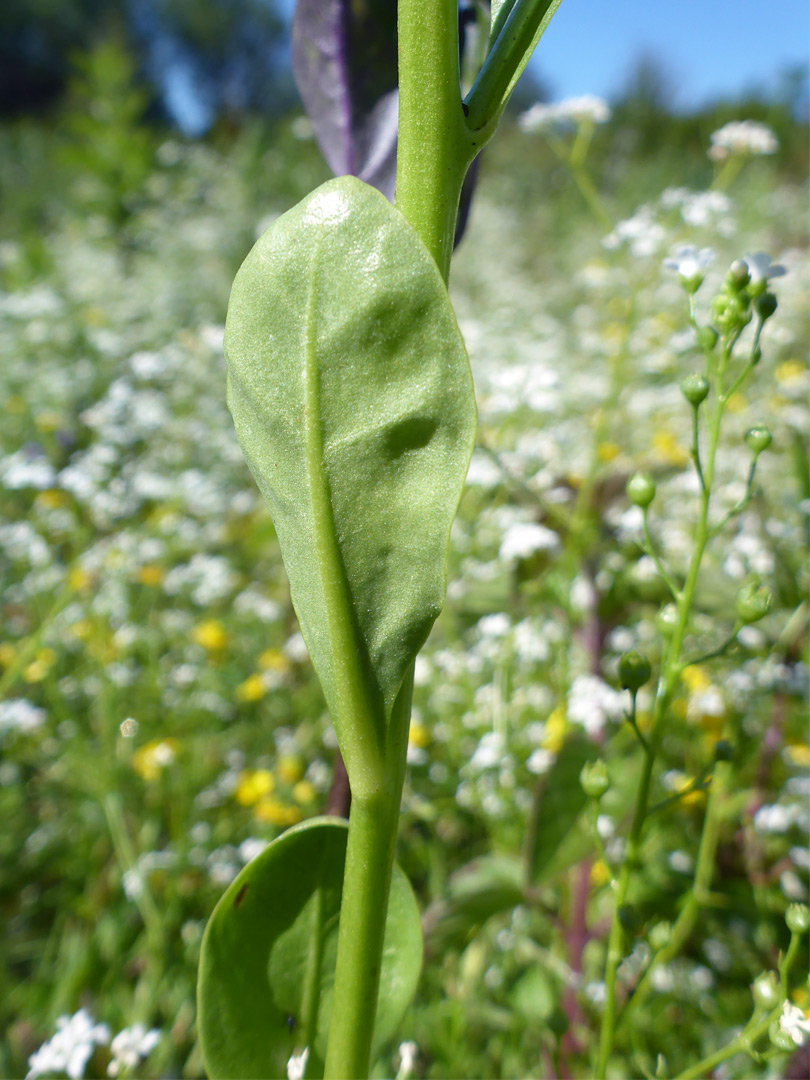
[
  {"left": 107, "top": 1024, "right": 161, "bottom": 1076},
  {"left": 708, "top": 120, "right": 779, "bottom": 160},
  {"left": 26, "top": 1010, "right": 110, "bottom": 1080},
  {"left": 0, "top": 698, "right": 46, "bottom": 738},
  {"left": 780, "top": 1001, "right": 810, "bottom": 1047},
  {"left": 518, "top": 94, "right": 611, "bottom": 132}
]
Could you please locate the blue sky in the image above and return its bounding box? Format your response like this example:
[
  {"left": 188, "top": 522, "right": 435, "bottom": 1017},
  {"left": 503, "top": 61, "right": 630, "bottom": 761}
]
[{"left": 529, "top": 0, "right": 809, "bottom": 110}]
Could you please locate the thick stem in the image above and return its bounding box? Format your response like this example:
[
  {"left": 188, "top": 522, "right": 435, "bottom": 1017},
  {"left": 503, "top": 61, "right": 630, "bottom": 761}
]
[
  {"left": 396, "top": 0, "right": 475, "bottom": 281},
  {"left": 323, "top": 671, "right": 413, "bottom": 1079}
]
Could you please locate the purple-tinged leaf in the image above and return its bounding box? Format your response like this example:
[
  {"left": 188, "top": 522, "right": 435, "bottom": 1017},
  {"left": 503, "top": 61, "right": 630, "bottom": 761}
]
[{"left": 292, "top": 0, "right": 399, "bottom": 199}]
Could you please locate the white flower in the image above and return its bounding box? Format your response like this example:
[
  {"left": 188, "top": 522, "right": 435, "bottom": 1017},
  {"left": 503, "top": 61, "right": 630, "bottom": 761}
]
[
  {"left": 396, "top": 1040, "right": 419, "bottom": 1080},
  {"left": 107, "top": 1024, "right": 160, "bottom": 1076},
  {"left": 27, "top": 1009, "right": 110, "bottom": 1080},
  {"left": 567, "top": 675, "right": 626, "bottom": 736},
  {"left": 0, "top": 699, "right": 46, "bottom": 738},
  {"left": 741, "top": 252, "right": 787, "bottom": 284},
  {"left": 708, "top": 120, "right": 778, "bottom": 160},
  {"left": 663, "top": 244, "right": 715, "bottom": 280},
  {"left": 779, "top": 1002, "right": 810, "bottom": 1047},
  {"left": 519, "top": 94, "right": 610, "bottom": 132},
  {"left": 286, "top": 1046, "right": 309, "bottom": 1080},
  {"left": 499, "top": 521, "right": 559, "bottom": 562}
]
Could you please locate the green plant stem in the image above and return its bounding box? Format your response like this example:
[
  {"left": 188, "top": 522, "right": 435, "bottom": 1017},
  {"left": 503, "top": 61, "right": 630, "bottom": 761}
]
[
  {"left": 673, "top": 928, "right": 803, "bottom": 1080},
  {"left": 396, "top": 0, "right": 476, "bottom": 281},
  {"left": 324, "top": 670, "right": 414, "bottom": 1079},
  {"left": 464, "top": 0, "right": 561, "bottom": 131},
  {"left": 596, "top": 369, "right": 728, "bottom": 1078}
]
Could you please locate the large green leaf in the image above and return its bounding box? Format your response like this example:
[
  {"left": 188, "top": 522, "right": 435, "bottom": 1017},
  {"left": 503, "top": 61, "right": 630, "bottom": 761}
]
[
  {"left": 225, "top": 176, "right": 476, "bottom": 763},
  {"left": 197, "top": 817, "right": 422, "bottom": 1079}
]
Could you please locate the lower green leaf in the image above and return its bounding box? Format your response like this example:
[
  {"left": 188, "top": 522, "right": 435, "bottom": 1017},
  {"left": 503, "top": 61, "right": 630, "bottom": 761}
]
[{"left": 197, "top": 817, "right": 422, "bottom": 1079}]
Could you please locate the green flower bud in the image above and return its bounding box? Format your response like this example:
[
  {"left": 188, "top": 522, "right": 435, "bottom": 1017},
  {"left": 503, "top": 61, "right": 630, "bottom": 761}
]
[
  {"left": 580, "top": 759, "right": 610, "bottom": 800},
  {"left": 697, "top": 326, "right": 719, "bottom": 351},
  {"left": 648, "top": 920, "right": 672, "bottom": 952},
  {"left": 712, "top": 293, "right": 751, "bottom": 333},
  {"left": 681, "top": 373, "right": 710, "bottom": 407},
  {"left": 654, "top": 1055, "right": 668, "bottom": 1080},
  {"left": 618, "top": 904, "right": 640, "bottom": 933},
  {"left": 656, "top": 603, "right": 679, "bottom": 636},
  {"left": 769, "top": 1017, "right": 797, "bottom": 1052},
  {"left": 627, "top": 472, "right": 656, "bottom": 509},
  {"left": 714, "top": 739, "right": 735, "bottom": 763},
  {"left": 727, "top": 259, "right": 751, "bottom": 290},
  {"left": 751, "top": 971, "right": 779, "bottom": 1010},
  {"left": 619, "top": 650, "right": 652, "bottom": 692},
  {"left": 786, "top": 903, "right": 810, "bottom": 935},
  {"left": 756, "top": 291, "right": 778, "bottom": 321},
  {"left": 735, "top": 581, "right": 772, "bottom": 624},
  {"left": 745, "top": 425, "right": 772, "bottom": 454}
]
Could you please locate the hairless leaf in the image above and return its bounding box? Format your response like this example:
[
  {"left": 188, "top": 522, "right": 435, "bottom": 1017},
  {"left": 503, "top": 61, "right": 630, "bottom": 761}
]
[
  {"left": 197, "top": 818, "right": 422, "bottom": 1079},
  {"left": 225, "top": 176, "right": 476, "bottom": 778},
  {"left": 292, "top": 0, "right": 399, "bottom": 198}
]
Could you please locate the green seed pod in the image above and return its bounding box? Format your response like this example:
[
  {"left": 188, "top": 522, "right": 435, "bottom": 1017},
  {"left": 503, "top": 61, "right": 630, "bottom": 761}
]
[
  {"left": 786, "top": 903, "right": 810, "bottom": 935},
  {"left": 735, "top": 581, "right": 772, "bottom": 624},
  {"left": 619, "top": 650, "right": 652, "bottom": 692},
  {"left": 580, "top": 759, "right": 610, "bottom": 800},
  {"left": 751, "top": 971, "right": 779, "bottom": 1010},
  {"left": 681, "top": 373, "right": 710, "bottom": 407},
  {"left": 727, "top": 259, "right": 751, "bottom": 290},
  {"left": 756, "top": 291, "right": 777, "bottom": 321},
  {"left": 627, "top": 472, "right": 656, "bottom": 509},
  {"left": 714, "top": 739, "right": 735, "bottom": 763},
  {"left": 697, "top": 325, "right": 719, "bottom": 351},
  {"left": 656, "top": 603, "right": 679, "bottom": 636},
  {"left": 648, "top": 920, "right": 672, "bottom": 952},
  {"left": 618, "top": 904, "right": 640, "bottom": 933},
  {"left": 745, "top": 425, "right": 772, "bottom": 454}
]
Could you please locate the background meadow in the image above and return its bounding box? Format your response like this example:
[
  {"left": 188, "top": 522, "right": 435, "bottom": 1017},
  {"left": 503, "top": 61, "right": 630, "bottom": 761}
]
[{"left": 1, "top": 20, "right": 809, "bottom": 1080}]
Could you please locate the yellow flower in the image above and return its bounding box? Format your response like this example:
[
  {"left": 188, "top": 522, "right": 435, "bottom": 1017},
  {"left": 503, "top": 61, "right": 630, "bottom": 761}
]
[
  {"left": 542, "top": 705, "right": 567, "bottom": 753},
  {"left": 235, "top": 769, "right": 275, "bottom": 806},
  {"left": 0, "top": 642, "right": 16, "bottom": 668},
  {"left": 597, "top": 441, "right": 621, "bottom": 463},
  {"left": 132, "top": 739, "right": 178, "bottom": 782},
  {"left": 776, "top": 359, "right": 806, "bottom": 385},
  {"left": 254, "top": 797, "right": 302, "bottom": 827},
  {"left": 259, "top": 649, "right": 290, "bottom": 672},
  {"left": 235, "top": 673, "right": 266, "bottom": 703},
  {"left": 784, "top": 743, "right": 810, "bottom": 769},
  {"left": 277, "top": 755, "right": 304, "bottom": 785},
  {"left": 69, "top": 619, "right": 93, "bottom": 640},
  {"left": 191, "top": 620, "right": 227, "bottom": 652},
  {"left": 35, "top": 489, "right": 69, "bottom": 509},
  {"left": 293, "top": 780, "right": 317, "bottom": 805},
  {"left": 652, "top": 431, "right": 688, "bottom": 467},
  {"left": 34, "top": 411, "right": 61, "bottom": 433},
  {"left": 725, "top": 392, "right": 748, "bottom": 414},
  {"left": 408, "top": 722, "right": 430, "bottom": 749},
  {"left": 590, "top": 859, "right": 610, "bottom": 887},
  {"left": 23, "top": 648, "right": 57, "bottom": 683},
  {"left": 137, "top": 564, "right": 164, "bottom": 586},
  {"left": 681, "top": 666, "right": 710, "bottom": 693},
  {"left": 68, "top": 567, "right": 92, "bottom": 592}
]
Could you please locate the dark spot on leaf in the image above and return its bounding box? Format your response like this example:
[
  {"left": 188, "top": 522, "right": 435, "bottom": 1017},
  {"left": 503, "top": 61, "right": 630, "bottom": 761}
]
[
  {"left": 286, "top": 1015, "right": 296, "bottom": 1032},
  {"left": 234, "top": 884, "right": 249, "bottom": 908},
  {"left": 384, "top": 416, "right": 437, "bottom": 460}
]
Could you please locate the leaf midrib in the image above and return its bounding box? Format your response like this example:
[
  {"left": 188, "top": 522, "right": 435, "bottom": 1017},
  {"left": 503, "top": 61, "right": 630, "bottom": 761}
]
[{"left": 303, "top": 237, "right": 384, "bottom": 763}]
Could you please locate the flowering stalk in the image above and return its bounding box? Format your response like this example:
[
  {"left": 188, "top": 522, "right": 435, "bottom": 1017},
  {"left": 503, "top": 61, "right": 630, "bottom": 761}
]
[{"left": 596, "top": 252, "right": 784, "bottom": 1077}]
